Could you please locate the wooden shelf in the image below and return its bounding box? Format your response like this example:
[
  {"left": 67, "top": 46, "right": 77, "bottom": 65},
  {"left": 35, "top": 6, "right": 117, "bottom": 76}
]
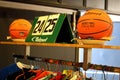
[
  {"left": 0, "top": 1, "right": 75, "bottom": 14},
  {"left": 1, "top": 41, "right": 120, "bottom": 50}
]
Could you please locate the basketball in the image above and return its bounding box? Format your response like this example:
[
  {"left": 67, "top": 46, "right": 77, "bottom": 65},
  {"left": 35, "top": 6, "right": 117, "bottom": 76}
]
[
  {"left": 77, "top": 9, "right": 113, "bottom": 40},
  {"left": 9, "top": 19, "right": 32, "bottom": 41}
]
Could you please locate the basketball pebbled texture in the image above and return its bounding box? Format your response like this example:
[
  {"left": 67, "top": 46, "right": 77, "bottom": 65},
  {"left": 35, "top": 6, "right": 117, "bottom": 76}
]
[
  {"left": 9, "top": 19, "right": 32, "bottom": 39},
  {"left": 77, "top": 9, "right": 113, "bottom": 39}
]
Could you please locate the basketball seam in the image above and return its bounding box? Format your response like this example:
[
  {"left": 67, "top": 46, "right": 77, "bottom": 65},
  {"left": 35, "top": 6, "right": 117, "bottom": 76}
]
[
  {"left": 78, "top": 19, "right": 112, "bottom": 25},
  {"left": 10, "top": 29, "right": 28, "bottom": 31},
  {"left": 78, "top": 25, "right": 112, "bottom": 35}
]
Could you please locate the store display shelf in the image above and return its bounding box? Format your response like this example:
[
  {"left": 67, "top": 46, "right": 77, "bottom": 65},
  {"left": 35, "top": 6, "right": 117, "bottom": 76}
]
[{"left": 1, "top": 41, "right": 120, "bottom": 50}]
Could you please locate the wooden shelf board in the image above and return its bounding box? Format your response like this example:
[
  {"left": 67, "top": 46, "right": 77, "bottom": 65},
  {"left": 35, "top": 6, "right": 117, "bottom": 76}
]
[{"left": 1, "top": 41, "right": 120, "bottom": 49}]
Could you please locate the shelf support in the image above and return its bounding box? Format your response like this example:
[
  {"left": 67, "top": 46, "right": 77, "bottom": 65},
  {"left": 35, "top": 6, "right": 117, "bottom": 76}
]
[
  {"left": 105, "top": 0, "right": 108, "bottom": 10},
  {"left": 25, "top": 45, "right": 30, "bottom": 56},
  {"left": 83, "top": 48, "right": 92, "bottom": 71},
  {"left": 72, "top": 10, "right": 80, "bottom": 71}
]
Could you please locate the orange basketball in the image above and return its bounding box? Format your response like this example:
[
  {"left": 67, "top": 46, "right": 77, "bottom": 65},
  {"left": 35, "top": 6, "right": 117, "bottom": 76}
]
[
  {"left": 9, "top": 19, "right": 32, "bottom": 41},
  {"left": 77, "top": 9, "right": 113, "bottom": 39}
]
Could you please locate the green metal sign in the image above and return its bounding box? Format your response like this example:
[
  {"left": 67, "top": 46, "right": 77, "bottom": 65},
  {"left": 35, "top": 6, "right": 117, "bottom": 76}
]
[{"left": 25, "top": 13, "right": 73, "bottom": 43}]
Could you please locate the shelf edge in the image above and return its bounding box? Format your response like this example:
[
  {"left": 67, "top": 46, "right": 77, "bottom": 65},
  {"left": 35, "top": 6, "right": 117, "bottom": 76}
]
[{"left": 1, "top": 41, "right": 120, "bottom": 49}]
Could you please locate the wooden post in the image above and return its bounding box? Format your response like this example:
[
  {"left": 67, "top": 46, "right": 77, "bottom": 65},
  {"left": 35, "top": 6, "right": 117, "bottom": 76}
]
[
  {"left": 83, "top": 48, "right": 92, "bottom": 71},
  {"left": 24, "top": 45, "right": 30, "bottom": 59}
]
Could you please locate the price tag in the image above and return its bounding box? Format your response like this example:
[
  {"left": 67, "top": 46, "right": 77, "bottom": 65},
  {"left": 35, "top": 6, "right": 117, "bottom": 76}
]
[{"left": 26, "top": 13, "right": 73, "bottom": 43}]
